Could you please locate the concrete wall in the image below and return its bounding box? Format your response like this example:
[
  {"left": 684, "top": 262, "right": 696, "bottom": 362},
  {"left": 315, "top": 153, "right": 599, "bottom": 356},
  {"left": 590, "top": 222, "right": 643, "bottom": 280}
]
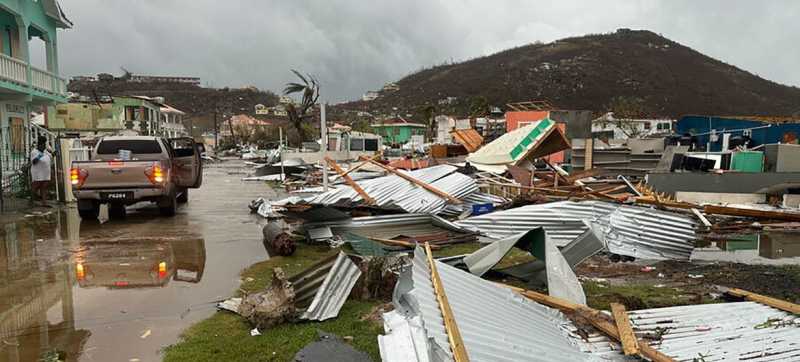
[
  {"left": 646, "top": 172, "right": 800, "bottom": 195},
  {"left": 549, "top": 110, "right": 593, "bottom": 139},
  {"left": 675, "top": 192, "right": 766, "bottom": 205},
  {"left": 281, "top": 150, "right": 379, "bottom": 164}
]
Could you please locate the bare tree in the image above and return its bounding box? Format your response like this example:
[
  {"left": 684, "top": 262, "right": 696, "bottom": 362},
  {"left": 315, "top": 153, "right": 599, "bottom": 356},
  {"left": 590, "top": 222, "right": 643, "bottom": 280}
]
[
  {"left": 283, "top": 70, "right": 320, "bottom": 145},
  {"left": 604, "top": 96, "right": 648, "bottom": 138}
]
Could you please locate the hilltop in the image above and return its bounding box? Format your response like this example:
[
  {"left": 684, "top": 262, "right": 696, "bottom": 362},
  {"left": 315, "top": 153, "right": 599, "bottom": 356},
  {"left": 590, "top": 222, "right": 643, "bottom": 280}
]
[{"left": 343, "top": 29, "right": 800, "bottom": 119}]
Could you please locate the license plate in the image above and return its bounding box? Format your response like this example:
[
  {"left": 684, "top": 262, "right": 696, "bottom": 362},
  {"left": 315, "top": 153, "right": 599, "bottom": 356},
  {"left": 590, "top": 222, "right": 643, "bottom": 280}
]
[{"left": 102, "top": 192, "right": 132, "bottom": 201}]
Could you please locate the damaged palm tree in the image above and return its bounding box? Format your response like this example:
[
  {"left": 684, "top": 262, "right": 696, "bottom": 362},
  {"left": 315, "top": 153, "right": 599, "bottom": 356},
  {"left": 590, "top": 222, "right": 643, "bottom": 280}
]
[{"left": 284, "top": 70, "right": 320, "bottom": 145}]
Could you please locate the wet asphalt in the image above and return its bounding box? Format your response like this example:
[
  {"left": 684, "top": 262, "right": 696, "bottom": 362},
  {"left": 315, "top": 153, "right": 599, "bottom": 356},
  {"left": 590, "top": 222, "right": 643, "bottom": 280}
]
[{"left": 0, "top": 160, "right": 278, "bottom": 362}]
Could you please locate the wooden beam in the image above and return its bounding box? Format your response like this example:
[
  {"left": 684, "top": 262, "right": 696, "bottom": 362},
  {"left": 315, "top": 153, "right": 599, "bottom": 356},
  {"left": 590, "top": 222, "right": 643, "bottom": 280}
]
[
  {"left": 584, "top": 138, "right": 593, "bottom": 170},
  {"left": 726, "top": 288, "right": 800, "bottom": 315},
  {"left": 703, "top": 205, "right": 800, "bottom": 222},
  {"left": 325, "top": 157, "right": 376, "bottom": 205},
  {"left": 499, "top": 285, "right": 675, "bottom": 362},
  {"left": 634, "top": 197, "right": 698, "bottom": 210},
  {"left": 424, "top": 243, "right": 470, "bottom": 362},
  {"left": 362, "top": 157, "right": 462, "bottom": 204},
  {"left": 690, "top": 208, "right": 712, "bottom": 228},
  {"left": 341, "top": 153, "right": 382, "bottom": 177},
  {"left": 610, "top": 303, "right": 639, "bottom": 356}
]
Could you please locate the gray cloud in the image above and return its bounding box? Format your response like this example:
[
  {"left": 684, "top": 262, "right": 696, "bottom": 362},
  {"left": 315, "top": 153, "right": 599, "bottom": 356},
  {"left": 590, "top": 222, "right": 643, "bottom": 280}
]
[{"left": 56, "top": 0, "right": 800, "bottom": 102}]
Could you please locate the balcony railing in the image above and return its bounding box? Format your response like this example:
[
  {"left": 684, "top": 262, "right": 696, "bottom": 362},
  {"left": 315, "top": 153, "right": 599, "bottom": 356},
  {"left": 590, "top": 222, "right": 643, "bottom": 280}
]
[{"left": 0, "top": 52, "right": 67, "bottom": 98}]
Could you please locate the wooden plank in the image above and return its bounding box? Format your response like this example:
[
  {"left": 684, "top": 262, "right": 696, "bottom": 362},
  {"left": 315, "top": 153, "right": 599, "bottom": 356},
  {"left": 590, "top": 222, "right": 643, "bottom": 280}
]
[
  {"left": 726, "top": 288, "right": 800, "bottom": 315},
  {"left": 634, "top": 197, "right": 698, "bottom": 209},
  {"left": 499, "top": 284, "right": 675, "bottom": 362},
  {"left": 704, "top": 205, "right": 800, "bottom": 222},
  {"left": 565, "top": 168, "right": 602, "bottom": 183},
  {"left": 325, "top": 157, "right": 376, "bottom": 205},
  {"left": 341, "top": 153, "right": 381, "bottom": 177},
  {"left": 424, "top": 243, "right": 470, "bottom": 362},
  {"left": 690, "top": 208, "right": 712, "bottom": 227},
  {"left": 362, "top": 158, "right": 462, "bottom": 204},
  {"left": 584, "top": 138, "right": 594, "bottom": 170},
  {"left": 610, "top": 303, "right": 639, "bottom": 355}
]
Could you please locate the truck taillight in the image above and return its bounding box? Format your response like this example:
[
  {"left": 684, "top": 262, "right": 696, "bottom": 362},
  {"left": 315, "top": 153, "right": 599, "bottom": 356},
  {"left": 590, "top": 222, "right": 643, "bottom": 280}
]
[
  {"left": 76, "top": 263, "right": 85, "bottom": 280},
  {"left": 145, "top": 162, "right": 166, "bottom": 185},
  {"left": 158, "top": 261, "right": 167, "bottom": 279},
  {"left": 70, "top": 168, "right": 88, "bottom": 187}
]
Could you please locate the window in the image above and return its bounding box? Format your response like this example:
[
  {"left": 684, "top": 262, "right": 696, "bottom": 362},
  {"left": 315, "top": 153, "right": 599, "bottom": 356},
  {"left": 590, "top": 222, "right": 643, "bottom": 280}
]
[
  {"left": 364, "top": 139, "right": 379, "bottom": 151},
  {"left": 97, "top": 139, "right": 163, "bottom": 155},
  {"left": 643, "top": 122, "right": 652, "bottom": 130},
  {"left": 350, "top": 138, "right": 365, "bottom": 151}
]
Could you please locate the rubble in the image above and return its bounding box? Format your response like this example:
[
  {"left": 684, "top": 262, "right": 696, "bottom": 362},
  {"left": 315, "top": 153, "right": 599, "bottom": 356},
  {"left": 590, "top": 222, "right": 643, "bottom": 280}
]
[{"left": 238, "top": 268, "right": 297, "bottom": 330}]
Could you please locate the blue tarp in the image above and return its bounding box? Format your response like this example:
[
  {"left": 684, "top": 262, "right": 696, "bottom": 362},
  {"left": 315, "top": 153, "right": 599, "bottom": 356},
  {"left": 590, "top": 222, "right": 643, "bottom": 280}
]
[{"left": 676, "top": 115, "right": 800, "bottom": 152}]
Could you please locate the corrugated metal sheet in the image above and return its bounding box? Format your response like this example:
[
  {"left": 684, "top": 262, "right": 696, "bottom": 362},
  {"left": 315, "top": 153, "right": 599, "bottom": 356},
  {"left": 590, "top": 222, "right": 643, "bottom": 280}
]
[
  {"left": 628, "top": 301, "right": 800, "bottom": 361},
  {"left": 288, "top": 252, "right": 362, "bottom": 321},
  {"left": 387, "top": 247, "right": 602, "bottom": 362},
  {"left": 302, "top": 165, "right": 477, "bottom": 214},
  {"left": 456, "top": 201, "right": 697, "bottom": 260}
]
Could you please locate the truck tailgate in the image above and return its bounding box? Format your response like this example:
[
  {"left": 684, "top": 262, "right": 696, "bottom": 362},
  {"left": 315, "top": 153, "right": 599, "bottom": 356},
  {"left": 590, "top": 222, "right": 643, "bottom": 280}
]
[{"left": 74, "top": 160, "right": 160, "bottom": 189}]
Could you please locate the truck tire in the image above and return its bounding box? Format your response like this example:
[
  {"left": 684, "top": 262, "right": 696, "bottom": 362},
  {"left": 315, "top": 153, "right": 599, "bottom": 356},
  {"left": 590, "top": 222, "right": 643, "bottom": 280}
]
[
  {"left": 177, "top": 188, "right": 188, "bottom": 203},
  {"left": 159, "top": 192, "right": 177, "bottom": 216},
  {"left": 77, "top": 200, "right": 99, "bottom": 220}
]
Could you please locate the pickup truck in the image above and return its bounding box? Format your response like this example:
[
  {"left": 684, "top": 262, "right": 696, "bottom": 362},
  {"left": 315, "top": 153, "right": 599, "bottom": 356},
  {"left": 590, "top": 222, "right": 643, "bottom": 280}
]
[{"left": 71, "top": 136, "right": 203, "bottom": 219}]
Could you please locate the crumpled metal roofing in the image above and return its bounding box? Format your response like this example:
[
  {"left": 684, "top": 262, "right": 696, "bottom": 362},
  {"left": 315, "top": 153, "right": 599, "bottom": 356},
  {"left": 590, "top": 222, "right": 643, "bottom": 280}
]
[
  {"left": 288, "top": 252, "right": 362, "bottom": 321},
  {"left": 629, "top": 301, "right": 800, "bottom": 361},
  {"left": 387, "top": 247, "right": 602, "bottom": 362},
  {"left": 302, "top": 165, "right": 478, "bottom": 214},
  {"left": 456, "top": 200, "right": 697, "bottom": 260}
]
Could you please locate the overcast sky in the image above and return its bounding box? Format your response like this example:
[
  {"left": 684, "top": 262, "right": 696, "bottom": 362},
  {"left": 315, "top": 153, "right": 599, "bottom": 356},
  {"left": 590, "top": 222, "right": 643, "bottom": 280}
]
[{"left": 54, "top": 0, "right": 800, "bottom": 102}]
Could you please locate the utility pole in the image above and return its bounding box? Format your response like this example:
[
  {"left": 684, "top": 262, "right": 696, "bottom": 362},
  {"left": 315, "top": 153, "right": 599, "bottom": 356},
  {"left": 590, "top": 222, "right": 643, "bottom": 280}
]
[
  {"left": 213, "top": 108, "right": 219, "bottom": 151},
  {"left": 279, "top": 127, "right": 285, "bottom": 182},
  {"left": 321, "top": 102, "right": 329, "bottom": 191}
]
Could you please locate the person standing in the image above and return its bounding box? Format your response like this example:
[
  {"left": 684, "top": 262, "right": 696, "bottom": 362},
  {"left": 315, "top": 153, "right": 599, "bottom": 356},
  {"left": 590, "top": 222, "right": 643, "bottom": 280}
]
[{"left": 30, "top": 137, "right": 52, "bottom": 207}]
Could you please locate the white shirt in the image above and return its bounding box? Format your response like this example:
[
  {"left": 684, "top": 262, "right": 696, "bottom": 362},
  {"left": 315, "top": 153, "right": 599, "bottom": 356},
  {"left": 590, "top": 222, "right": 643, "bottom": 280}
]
[{"left": 30, "top": 149, "right": 52, "bottom": 182}]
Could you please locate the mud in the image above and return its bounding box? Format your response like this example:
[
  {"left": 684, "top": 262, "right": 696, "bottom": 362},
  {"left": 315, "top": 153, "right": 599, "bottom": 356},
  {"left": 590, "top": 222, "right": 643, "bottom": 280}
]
[{"left": 0, "top": 160, "right": 280, "bottom": 362}]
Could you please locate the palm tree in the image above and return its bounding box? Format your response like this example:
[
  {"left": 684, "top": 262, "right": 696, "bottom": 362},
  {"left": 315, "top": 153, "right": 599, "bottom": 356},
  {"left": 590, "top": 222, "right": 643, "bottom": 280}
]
[{"left": 283, "top": 70, "right": 320, "bottom": 145}]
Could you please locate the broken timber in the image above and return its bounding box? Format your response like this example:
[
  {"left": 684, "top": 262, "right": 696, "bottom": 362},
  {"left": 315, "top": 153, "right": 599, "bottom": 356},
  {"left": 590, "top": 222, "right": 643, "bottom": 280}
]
[
  {"left": 362, "top": 157, "right": 462, "bottom": 204},
  {"left": 610, "top": 303, "right": 639, "bottom": 356},
  {"left": 703, "top": 205, "right": 800, "bottom": 222},
  {"left": 501, "top": 284, "right": 675, "bottom": 362},
  {"left": 424, "top": 243, "right": 469, "bottom": 362},
  {"left": 726, "top": 288, "right": 800, "bottom": 315},
  {"left": 325, "top": 157, "right": 376, "bottom": 205}
]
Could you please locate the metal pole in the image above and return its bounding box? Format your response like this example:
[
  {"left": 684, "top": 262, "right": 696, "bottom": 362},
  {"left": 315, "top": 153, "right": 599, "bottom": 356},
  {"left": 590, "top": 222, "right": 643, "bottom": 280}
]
[
  {"left": 214, "top": 109, "right": 219, "bottom": 151},
  {"left": 321, "top": 102, "right": 328, "bottom": 191},
  {"left": 279, "top": 127, "right": 285, "bottom": 182}
]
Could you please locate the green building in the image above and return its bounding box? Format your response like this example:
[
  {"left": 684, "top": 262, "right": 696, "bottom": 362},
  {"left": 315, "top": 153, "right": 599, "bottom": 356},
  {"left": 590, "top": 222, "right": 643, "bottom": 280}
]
[
  {"left": 371, "top": 117, "right": 427, "bottom": 145},
  {"left": 0, "top": 0, "right": 70, "bottom": 203},
  {"left": 50, "top": 96, "right": 187, "bottom": 137}
]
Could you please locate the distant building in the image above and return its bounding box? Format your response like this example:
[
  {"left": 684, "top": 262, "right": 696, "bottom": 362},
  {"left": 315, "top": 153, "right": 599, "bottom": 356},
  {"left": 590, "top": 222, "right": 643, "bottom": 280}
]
[
  {"left": 269, "top": 105, "right": 288, "bottom": 117},
  {"left": 128, "top": 74, "right": 201, "bottom": 86},
  {"left": 220, "top": 114, "right": 274, "bottom": 137},
  {"left": 438, "top": 96, "right": 458, "bottom": 105},
  {"left": 71, "top": 75, "right": 97, "bottom": 82},
  {"left": 278, "top": 96, "right": 294, "bottom": 104},
  {"left": 362, "top": 91, "right": 379, "bottom": 102},
  {"left": 592, "top": 112, "right": 673, "bottom": 139},
  {"left": 382, "top": 83, "right": 400, "bottom": 92},
  {"left": 371, "top": 117, "right": 427, "bottom": 145},
  {"left": 254, "top": 103, "right": 268, "bottom": 115},
  {"left": 50, "top": 96, "right": 188, "bottom": 137}
]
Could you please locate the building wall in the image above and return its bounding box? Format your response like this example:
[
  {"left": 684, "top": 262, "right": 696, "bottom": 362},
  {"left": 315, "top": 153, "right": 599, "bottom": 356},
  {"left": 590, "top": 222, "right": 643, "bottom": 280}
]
[
  {"left": 549, "top": 110, "right": 593, "bottom": 139},
  {"left": 505, "top": 111, "right": 549, "bottom": 131},
  {"left": 677, "top": 116, "right": 800, "bottom": 152},
  {"left": 373, "top": 125, "right": 425, "bottom": 145}
]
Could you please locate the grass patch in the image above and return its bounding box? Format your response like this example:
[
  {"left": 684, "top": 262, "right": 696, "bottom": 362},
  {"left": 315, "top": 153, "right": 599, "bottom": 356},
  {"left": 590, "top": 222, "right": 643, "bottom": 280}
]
[
  {"left": 163, "top": 244, "right": 383, "bottom": 362},
  {"left": 163, "top": 300, "right": 382, "bottom": 362}
]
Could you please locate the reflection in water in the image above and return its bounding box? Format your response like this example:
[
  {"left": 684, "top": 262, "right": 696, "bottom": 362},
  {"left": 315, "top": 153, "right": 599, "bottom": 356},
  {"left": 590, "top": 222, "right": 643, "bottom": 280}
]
[
  {"left": 73, "top": 237, "right": 206, "bottom": 289},
  {"left": 1, "top": 210, "right": 87, "bottom": 362},
  {"left": 691, "top": 231, "right": 800, "bottom": 265},
  {"left": 0, "top": 207, "right": 207, "bottom": 361}
]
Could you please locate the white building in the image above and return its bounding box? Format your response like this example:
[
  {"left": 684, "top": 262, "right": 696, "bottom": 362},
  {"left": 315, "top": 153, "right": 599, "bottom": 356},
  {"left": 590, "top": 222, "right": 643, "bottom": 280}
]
[
  {"left": 362, "top": 91, "right": 379, "bottom": 102},
  {"left": 591, "top": 112, "right": 674, "bottom": 139}
]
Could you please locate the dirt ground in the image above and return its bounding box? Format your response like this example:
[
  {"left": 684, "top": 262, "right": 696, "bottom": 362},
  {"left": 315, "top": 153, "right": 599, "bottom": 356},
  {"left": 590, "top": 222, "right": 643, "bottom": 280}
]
[{"left": 575, "top": 254, "right": 800, "bottom": 310}]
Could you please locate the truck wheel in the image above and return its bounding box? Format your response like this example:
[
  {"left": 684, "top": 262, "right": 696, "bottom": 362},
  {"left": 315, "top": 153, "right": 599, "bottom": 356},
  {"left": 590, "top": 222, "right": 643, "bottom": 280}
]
[
  {"left": 109, "top": 204, "right": 127, "bottom": 219},
  {"left": 159, "top": 192, "right": 177, "bottom": 216},
  {"left": 77, "top": 200, "right": 99, "bottom": 220},
  {"left": 177, "top": 188, "right": 188, "bottom": 203}
]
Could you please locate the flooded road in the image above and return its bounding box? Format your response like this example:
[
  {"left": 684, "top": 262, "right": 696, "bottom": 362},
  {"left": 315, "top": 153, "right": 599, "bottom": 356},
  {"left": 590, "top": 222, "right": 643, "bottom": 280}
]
[{"left": 0, "top": 160, "right": 277, "bottom": 362}]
